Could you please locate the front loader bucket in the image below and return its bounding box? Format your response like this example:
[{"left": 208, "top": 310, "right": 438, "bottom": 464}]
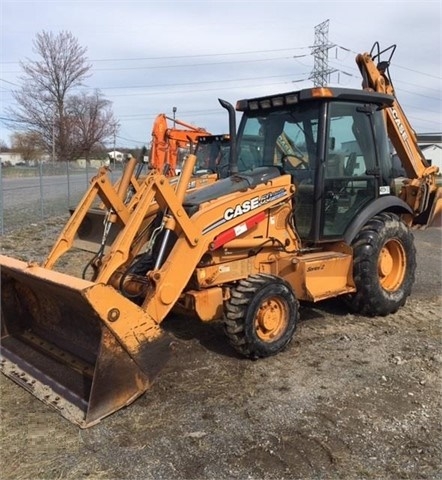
[{"left": 0, "top": 255, "right": 170, "bottom": 428}]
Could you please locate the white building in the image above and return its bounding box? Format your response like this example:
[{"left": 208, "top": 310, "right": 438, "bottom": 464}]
[
  {"left": 107, "top": 151, "right": 125, "bottom": 162},
  {"left": 0, "top": 152, "right": 26, "bottom": 166},
  {"left": 417, "top": 133, "right": 442, "bottom": 173}
]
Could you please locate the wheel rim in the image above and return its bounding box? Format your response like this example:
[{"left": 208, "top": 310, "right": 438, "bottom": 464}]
[
  {"left": 378, "top": 238, "right": 407, "bottom": 291},
  {"left": 255, "top": 296, "right": 289, "bottom": 342}
]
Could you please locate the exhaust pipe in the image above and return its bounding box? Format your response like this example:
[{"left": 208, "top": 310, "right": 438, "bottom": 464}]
[{"left": 218, "top": 98, "right": 237, "bottom": 175}]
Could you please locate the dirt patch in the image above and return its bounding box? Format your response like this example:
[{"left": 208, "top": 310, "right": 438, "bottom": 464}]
[{"left": 1, "top": 218, "right": 441, "bottom": 479}]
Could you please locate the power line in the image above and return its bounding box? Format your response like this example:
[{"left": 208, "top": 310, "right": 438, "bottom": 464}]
[
  {"left": 328, "top": 62, "right": 442, "bottom": 98},
  {"left": 119, "top": 110, "right": 226, "bottom": 122},
  {"left": 93, "top": 73, "right": 309, "bottom": 91},
  {"left": 99, "top": 79, "right": 300, "bottom": 99},
  {"left": 116, "top": 133, "right": 147, "bottom": 145},
  {"left": 0, "top": 46, "right": 311, "bottom": 65},
  {"left": 1, "top": 50, "right": 311, "bottom": 74},
  {"left": 1, "top": 54, "right": 299, "bottom": 75},
  {"left": 0, "top": 79, "right": 20, "bottom": 86},
  {"left": 91, "top": 55, "right": 296, "bottom": 73},
  {"left": 333, "top": 44, "right": 442, "bottom": 81}
]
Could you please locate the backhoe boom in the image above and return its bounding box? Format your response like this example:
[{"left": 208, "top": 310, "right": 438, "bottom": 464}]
[{"left": 356, "top": 43, "right": 441, "bottom": 224}]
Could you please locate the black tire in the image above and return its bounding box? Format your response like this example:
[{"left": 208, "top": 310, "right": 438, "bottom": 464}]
[
  {"left": 344, "top": 212, "right": 416, "bottom": 316},
  {"left": 223, "top": 274, "right": 299, "bottom": 359}
]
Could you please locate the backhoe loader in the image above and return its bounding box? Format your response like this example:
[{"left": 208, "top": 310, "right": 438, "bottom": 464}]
[{"left": 1, "top": 44, "right": 440, "bottom": 428}]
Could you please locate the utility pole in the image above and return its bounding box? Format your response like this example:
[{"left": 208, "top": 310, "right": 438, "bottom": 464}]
[
  {"left": 52, "top": 113, "right": 56, "bottom": 164},
  {"left": 113, "top": 126, "right": 116, "bottom": 168},
  {"left": 309, "top": 19, "right": 336, "bottom": 87}
]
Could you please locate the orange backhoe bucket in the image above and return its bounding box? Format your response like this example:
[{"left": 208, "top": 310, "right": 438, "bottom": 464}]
[
  {"left": 427, "top": 186, "right": 442, "bottom": 228},
  {"left": 412, "top": 185, "right": 442, "bottom": 229},
  {"left": 0, "top": 255, "right": 170, "bottom": 428}
]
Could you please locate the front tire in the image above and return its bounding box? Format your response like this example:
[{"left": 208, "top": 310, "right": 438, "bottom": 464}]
[
  {"left": 223, "top": 274, "right": 299, "bottom": 359},
  {"left": 345, "top": 212, "right": 416, "bottom": 316}
]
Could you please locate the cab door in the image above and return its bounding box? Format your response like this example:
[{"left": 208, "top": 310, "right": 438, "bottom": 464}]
[{"left": 319, "top": 101, "right": 391, "bottom": 239}]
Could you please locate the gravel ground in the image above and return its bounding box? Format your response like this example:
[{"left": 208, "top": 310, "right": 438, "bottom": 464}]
[{"left": 0, "top": 218, "right": 441, "bottom": 480}]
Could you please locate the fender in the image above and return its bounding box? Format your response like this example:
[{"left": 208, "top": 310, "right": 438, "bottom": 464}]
[{"left": 344, "top": 196, "right": 412, "bottom": 244}]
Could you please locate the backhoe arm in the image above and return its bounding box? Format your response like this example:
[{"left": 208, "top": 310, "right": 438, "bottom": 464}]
[
  {"left": 149, "top": 113, "right": 211, "bottom": 176},
  {"left": 356, "top": 44, "right": 440, "bottom": 222},
  {"left": 356, "top": 46, "right": 432, "bottom": 178}
]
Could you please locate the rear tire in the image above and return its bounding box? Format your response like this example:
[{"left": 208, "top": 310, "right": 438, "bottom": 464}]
[
  {"left": 344, "top": 212, "right": 416, "bottom": 316},
  {"left": 223, "top": 274, "right": 299, "bottom": 359}
]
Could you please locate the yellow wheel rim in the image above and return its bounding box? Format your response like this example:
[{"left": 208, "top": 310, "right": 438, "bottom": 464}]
[
  {"left": 255, "top": 297, "right": 289, "bottom": 342},
  {"left": 378, "top": 239, "right": 407, "bottom": 291}
]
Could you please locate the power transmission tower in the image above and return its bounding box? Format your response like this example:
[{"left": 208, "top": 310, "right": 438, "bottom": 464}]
[{"left": 309, "top": 19, "right": 336, "bottom": 87}]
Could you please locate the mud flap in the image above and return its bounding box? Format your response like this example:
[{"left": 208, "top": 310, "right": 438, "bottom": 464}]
[{"left": 0, "top": 255, "right": 170, "bottom": 428}]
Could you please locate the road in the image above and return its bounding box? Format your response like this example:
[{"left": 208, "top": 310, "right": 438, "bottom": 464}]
[
  {"left": 2, "top": 173, "right": 92, "bottom": 205},
  {"left": 0, "top": 168, "right": 121, "bottom": 232}
]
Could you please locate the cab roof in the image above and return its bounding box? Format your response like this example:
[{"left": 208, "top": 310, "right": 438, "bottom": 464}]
[{"left": 236, "top": 87, "right": 395, "bottom": 112}]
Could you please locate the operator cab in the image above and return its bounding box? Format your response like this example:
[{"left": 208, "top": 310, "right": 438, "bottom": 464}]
[
  {"left": 235, "top": 87, "right": 398, "bottom": 243},
  {"left": 194, "top": 134, "right": 231, "bottom": 177}
]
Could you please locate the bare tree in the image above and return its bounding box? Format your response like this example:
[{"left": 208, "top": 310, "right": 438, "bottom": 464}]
[
  {"left": 11, "top": 132, "right": 45, "bottom": 162},
  {"left": 7, "top": 31, "right": 118, "bottom": 161},
  {"left": 0, "top": 139, "right": 9, "bottom": 152},
  {"left": 65, "top": 90, "right": 118, "bottom": 161}
]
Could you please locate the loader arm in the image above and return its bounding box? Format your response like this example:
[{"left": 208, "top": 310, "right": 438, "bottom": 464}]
[
  {"left": 44, "top": 166, "right": 162, "bottom": 271},
  {"left": 356, "top": 43, "right": 441, "bottom": 225},
  {"left": 94, "top": 173, "right": 200, "bottom": 284}
]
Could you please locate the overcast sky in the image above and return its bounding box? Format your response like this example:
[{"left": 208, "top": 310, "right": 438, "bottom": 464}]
[{"left": 1, "top": 0, "right": 441, "bottom": 149}]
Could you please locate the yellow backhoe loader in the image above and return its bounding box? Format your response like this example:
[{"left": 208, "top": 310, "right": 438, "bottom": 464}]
[{"left": 1, "top": 44, "right": 440, "bottom": 427}]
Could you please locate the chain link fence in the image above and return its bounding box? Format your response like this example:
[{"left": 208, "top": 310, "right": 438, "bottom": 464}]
[{"left": 0, "top": 161, "right": 123, "bottom": 235}]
